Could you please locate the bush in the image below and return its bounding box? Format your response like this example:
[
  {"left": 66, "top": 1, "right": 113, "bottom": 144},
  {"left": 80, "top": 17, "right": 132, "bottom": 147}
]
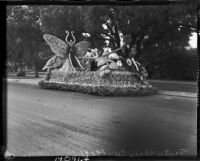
[{"left": 146, "top": 49, "right": 197, "bottom": 80}]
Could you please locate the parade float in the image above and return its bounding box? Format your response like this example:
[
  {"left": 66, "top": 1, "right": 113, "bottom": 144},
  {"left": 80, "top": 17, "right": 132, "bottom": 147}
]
[{"left": 38, "top": 30, "right": 157, "bottom": 96}]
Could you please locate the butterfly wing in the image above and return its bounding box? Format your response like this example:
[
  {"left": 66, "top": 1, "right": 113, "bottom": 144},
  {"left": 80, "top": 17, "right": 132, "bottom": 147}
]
[
  {"left": 42, "top": 55, "right": 66, "bottom": 70},
  {"left": 43, "top": 34, "right": 68, "bottom": 58},
  {"left": 75, "top": 41, "right": 91, "bottom": 58},
  {"left": 74, "top": 41, "right": 91, "bottom": 69},
  {"left": 39, "top": 48, "right": 54, "bottom": 59}
]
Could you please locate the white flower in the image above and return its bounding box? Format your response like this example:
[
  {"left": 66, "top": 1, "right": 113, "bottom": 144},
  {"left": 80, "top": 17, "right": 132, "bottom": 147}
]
[
  {"left": 102, "top": 24, "right": 108, "bottom": 30},
  {"left": 85, "top": 33, "right": 91, "bottom": 37},
  {"left": 85, "top": 48, "right": 98, "bottom": 58},
  {"left": 101, "top": 34, "right": 110, "bottom": 40},
  {"left": 82, "top": 33, "right": 90, "bottom": 37},
  {"left": 103, "top": 47, "right": 111, "bottom": 53},
  {"left": 105, "top": 36, "right": 110, "bottom": 39},
  {"left": 127, "top": 58, "right": 132, "bottom": 66},
  {"left": 107, "top": 18, "right": 111, "bottom": 24},
  {"left": 119, "top": 32, "right": 123, "bottom": 39},
  {"left": 117, "top": 60, "right": 122, "bottom": 67},
  {"left": 108, "top": 53, "right": 119, "bottom": 60},
  {"left": 105, "top": 40, "right": 110, "bottom": 45},
  {"left": 85, "top": 52, "right": 91, "bottom": 58}
]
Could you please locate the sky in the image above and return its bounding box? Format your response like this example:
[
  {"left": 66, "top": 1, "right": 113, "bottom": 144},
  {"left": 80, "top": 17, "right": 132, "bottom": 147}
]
[{"left": 189, "top": 32, "right": 197, "bottom": 48}]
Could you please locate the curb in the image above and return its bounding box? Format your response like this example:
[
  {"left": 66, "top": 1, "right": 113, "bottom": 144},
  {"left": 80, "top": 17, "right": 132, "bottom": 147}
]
[
  {"left": 157, "top": 90, "right": 197, "bottom": 98},
  {"left": 6, "top": 79, "right": 40, "bottom": 87},
  {"left": 7, "top": 79, "right": 197, "bottom": 98},
  {"left": 149, "top": 79, "right": 196, "bottom": 85}
]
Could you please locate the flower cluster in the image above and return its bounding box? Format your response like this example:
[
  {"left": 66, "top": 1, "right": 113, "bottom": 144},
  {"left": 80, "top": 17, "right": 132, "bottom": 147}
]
[
  {"left": 39, "top": 80, "right": 157, "bottom": 96},
  {"left": 39, "top": 71, "right": 156, "bottom": 96}
]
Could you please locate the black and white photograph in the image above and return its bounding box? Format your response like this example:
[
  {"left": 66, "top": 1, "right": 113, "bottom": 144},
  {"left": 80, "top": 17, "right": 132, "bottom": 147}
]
[{"left": 5, "top": 1, "right": 198, "bottom": 159}]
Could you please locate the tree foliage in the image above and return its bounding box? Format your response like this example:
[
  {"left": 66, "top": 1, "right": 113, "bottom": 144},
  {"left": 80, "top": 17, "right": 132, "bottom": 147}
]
[
  {"left": 6, "top": 5, "right": 197, "bottom": 80},
  {"left": 7, "top": 5, "right": 46, "bottom": 77}
]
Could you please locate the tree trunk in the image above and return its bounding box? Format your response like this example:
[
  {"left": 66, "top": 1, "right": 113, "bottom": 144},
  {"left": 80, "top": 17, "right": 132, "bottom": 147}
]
[
  {"left": 16, "top": 63, "right": 26, "bottom": 77},
  {"left": 13, "top": 61, "right": 18, "bottom": 72},
  {"left": 16, "top": 57, "right": 26, "bottom": 77},
  {"left": 135, "top": 35, "right": 145, "bottom": 60},
  {"left": 34, "top": 67, "right": 39, "bottom": 78},
  {"left": 32, "top": 61, "right": 39, "bottom": 78},
  {"left": 16, "top": 50, "right": 26, "bottom": 76}
]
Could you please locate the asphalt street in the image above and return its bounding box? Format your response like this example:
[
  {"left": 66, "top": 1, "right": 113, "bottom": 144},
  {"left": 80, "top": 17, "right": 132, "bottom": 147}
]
[{"left": 6, "top": 82, "right": 197, "bottom": 157}]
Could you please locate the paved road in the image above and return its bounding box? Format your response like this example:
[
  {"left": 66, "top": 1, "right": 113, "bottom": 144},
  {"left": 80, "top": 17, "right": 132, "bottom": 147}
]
[{"left": 6, "top": 82, "right": 197, "bottom": 157}]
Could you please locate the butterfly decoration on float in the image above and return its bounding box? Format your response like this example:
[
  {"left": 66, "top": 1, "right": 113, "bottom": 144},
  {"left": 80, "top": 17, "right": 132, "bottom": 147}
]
[{"left": 39, "top": 31, "right": 91, "bottom": 80}]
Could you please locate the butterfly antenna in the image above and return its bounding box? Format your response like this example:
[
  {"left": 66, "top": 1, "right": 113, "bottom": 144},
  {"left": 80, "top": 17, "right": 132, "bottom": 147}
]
[
  {"left": 71, "top": 31, "right": 76, "bottom": 44},
  {"left": 65, "top": 30, "right": 70, "bottom": 44}
]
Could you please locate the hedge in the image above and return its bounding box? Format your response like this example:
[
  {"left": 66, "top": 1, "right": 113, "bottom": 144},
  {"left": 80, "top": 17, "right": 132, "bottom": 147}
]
[{"left": 146, "top": 50, "right": 197, "bottom": 80}]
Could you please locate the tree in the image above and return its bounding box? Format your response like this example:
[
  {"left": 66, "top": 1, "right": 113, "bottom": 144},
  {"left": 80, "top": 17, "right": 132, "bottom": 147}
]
[
  {"left": 38, "top": 5, "right": 197, "bottom": 80},
  {"left": 39, "top": 6, "right": 86, "bottom": 42},
  {"left": 77, "top": 5, "right": 196, "bottom": 52},
  {"left": 7, "top": 5, "right": 44, "bottom": 77},
  {"left": 7, "top": 5, "right": 197, "bottom": 80}
]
